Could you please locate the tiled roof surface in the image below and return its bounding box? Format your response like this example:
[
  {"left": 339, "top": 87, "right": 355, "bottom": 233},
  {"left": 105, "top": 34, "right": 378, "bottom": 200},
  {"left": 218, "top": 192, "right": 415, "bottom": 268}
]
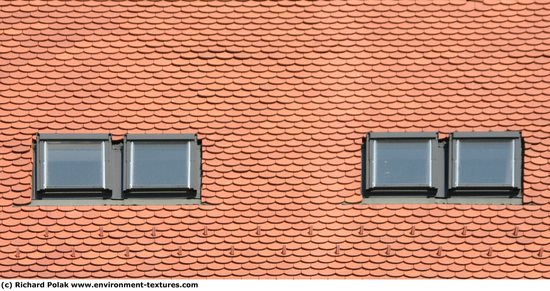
[{"left": 0, "top": 0, "right": 548, "bottom": 279}]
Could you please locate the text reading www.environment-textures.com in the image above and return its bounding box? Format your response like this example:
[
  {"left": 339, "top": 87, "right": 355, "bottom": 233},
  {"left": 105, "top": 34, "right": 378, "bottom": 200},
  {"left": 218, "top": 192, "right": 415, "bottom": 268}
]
[{"left": 2, "top": 281, "right": 199, "bottom": 289}]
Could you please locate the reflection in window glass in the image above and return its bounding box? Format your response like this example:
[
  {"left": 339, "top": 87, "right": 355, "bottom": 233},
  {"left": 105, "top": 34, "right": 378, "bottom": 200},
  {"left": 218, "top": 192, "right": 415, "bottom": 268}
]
[
  {"left": 43, "top": 141, "right": 105, "bottom": 188},
  {"left": 455, "top": 139, "right": 514, "bottom": 186},
  {"left": 129, "top": 141, "right": 190, "bottom": 188},
  {"left": 372, "top": 139, "right": 431, "bottom": 187}
]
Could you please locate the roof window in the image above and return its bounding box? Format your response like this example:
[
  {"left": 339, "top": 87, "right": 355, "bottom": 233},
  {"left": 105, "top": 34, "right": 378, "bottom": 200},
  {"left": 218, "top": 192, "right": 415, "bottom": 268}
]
[
  {"left": 362, "top": 131, "right": 522, "bottom": 204},
  {"left": 35, "top": 134, "right": 112, "bottom": 198},
  {"left": 450, "top": 131, "right": 522, "bottom": 195},
  {"left": 124, "top": 134, "right": 201, "bottom": 197},
  {"left": 365, "top": 132, "right": 439, "bottom": 196},
  {"left": 32, "top": 133, "right": 201, "bottom": 205}
]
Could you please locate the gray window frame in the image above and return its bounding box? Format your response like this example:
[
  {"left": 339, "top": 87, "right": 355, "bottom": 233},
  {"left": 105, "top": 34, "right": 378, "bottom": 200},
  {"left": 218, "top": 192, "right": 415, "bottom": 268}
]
[
  {"left": 33, "top": 133, "right": 113, "bottom": 199},
  {"left": 449, "top": 131, "right": 522, "bottom": 196},
  {"left": 123, "top": 134, "right": 201, "bottom": 198},
  {"left": 363, "top": 132, "right": 443, "bottom": 197}
]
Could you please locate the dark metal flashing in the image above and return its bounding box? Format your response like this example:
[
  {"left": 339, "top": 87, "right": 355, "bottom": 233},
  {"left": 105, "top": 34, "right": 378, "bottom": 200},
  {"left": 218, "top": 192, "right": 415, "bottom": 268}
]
[
  {"left": 28, "top": 198, "right": 202, "bottom": 206},
  {"left": 451, "top": 131, "right": 521, "bottom": 139},
  {"left": 125, "top": 134, "right": 197, "bottom": 141},
  {"left": 110, "top": 143, "right": 123, "bottom": 200},
  {"left": 32, "top": 139, "right": 37, "bottom": 200},
  {"left": 361, "top": 196, "right": 522, "bottom": 205},
  {"left": 37, "top": 133, "right": 111, "bottom": 140},
  {"left": 194, "top": 141, "right": 203, "bottom": 198},
  {"left": 367, "top": 132, "right": 437, "bottom": 139},
  {"left": 360, "top": 139, "right": 367, "bottom": 197},
  {"left": 364, "top": 135, "right": 371, "bottom": 193},
  {"left": 434, "top": 139, "right": 446, "bottom": 198},
  {"left": 34, "top": 190, "right": 112, "bottom": 200}
]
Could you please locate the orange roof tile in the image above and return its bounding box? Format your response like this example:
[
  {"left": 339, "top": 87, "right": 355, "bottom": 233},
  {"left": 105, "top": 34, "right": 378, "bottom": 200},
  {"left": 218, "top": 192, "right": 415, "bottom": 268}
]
[{"left": 0, "top": 0, "right": 549, "bottom": 279}]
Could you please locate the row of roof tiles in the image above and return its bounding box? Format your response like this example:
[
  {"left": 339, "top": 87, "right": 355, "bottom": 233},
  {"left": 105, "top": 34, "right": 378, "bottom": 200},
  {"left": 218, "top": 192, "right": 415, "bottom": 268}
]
[{"left": 0, "top": 204, "right": 548, "bottom": 279}]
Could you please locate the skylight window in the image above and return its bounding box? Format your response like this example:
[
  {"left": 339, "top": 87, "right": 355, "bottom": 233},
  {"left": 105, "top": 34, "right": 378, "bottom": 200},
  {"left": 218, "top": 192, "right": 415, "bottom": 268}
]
[
  {"left": 123, "top": 134, "right": 201, "bottom": 197},
  {"left": 34, "top": 134, "right": 112, "bottom": 198},
  {"left": 364, "top": 132, "right": 439, "bottom": 195},
  {"left": 371, "top": 139, "right": 432, "bottom": 187},
  {"left": 450, "top": 131, "right": 522, "bottom": 193},
  {"left": 454, "top": 139, "right": 515, "bottom": 186},
  {"left": 43, "top": 141, "right": 106, "bottom": 188},
  {"left": 128, "top": 141, "right": 191, "bottom": 188}
]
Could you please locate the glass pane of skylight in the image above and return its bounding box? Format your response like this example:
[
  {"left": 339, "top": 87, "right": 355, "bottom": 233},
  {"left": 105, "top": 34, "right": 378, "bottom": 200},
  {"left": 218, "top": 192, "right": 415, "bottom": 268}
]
[
  {"left": 455, "top": 139, "right": 514, "bottom": 186},
  {"left": 43, "top": 141, "right": 105, "bottom": 188},
  {"left": 129, "top": 141, "right": 190, "bottom": 188},
  {"left": 372, "top": 139, "right": 431, "bottom": 187}
]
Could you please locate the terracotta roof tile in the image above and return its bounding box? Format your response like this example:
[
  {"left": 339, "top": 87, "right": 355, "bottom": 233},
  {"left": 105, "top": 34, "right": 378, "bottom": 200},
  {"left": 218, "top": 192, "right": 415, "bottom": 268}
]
[{"left": 0, "top": 0, "right": 549, "bottom": 279}]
